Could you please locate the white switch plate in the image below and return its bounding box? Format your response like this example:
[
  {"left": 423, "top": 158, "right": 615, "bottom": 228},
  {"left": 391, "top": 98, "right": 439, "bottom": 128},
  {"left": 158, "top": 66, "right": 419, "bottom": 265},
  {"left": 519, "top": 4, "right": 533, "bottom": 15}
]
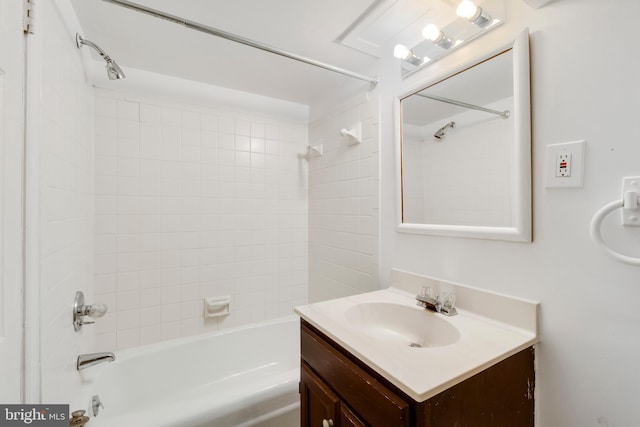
[
  {"left": 622, "top": 177, "right": 640, "bottom": 226},
  {"left": 545, "top": 140, "right": 585, "bottom": 188}
]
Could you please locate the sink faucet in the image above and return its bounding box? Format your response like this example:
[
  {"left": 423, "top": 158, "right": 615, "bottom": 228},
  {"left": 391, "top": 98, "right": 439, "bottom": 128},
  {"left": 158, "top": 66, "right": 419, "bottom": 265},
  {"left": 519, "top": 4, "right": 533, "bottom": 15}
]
[
  {"left": 77, "top": 352, "right": 115, "bottom": 370},
  {"left": 416, "top": 287, "right": 457, "bottom": 316}
]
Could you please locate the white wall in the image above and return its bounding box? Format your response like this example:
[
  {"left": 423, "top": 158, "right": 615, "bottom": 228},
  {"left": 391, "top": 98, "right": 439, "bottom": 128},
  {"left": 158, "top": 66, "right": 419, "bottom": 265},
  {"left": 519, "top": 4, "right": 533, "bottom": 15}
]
[
  {"left": 399, "top": 129, "right": 425, "bottom": 223},
  {"left": 39, "top": 0, "right": 95, "bottom": 403},
  {"left": 403, "top": 97, "right": 514, "bottom": 226},
  {"left": 368, "top": 0, "right": 640, "bottom": 425},
  {"left": 307, "top": 95, "right": 380, "bottom": 301},
  {"left": 92, "top": 88, "right": 309, "bottom": 350}
]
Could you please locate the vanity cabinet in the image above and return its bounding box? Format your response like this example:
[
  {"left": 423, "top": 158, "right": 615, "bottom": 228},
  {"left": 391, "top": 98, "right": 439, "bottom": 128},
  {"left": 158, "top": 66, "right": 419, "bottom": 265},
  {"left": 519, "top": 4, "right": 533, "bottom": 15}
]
[
  {"left": 300, "top": 320, "right": 534, "bottom": 427},
  {"left": 300, "top": 364, "right": 368, "bottom": 427}
]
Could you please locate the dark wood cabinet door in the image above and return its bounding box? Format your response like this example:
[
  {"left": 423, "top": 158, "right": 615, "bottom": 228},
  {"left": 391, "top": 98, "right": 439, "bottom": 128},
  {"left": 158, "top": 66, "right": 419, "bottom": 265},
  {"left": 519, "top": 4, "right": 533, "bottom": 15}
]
[
  {"left": 301, "top": 363, "right": 340, "bottom": 427},
  {"left": 301, "top": 323, "right": 410, "bottom": 426},
  {"left": 341, "top": 405, "right": 367, "bottom": 427}
]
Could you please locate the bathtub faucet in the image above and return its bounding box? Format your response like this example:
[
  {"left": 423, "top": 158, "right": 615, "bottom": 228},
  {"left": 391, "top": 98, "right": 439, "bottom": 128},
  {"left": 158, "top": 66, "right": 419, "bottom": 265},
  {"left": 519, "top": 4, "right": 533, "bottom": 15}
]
[{"left": 77, "top": 352, "right": 115, "bottom": 371}]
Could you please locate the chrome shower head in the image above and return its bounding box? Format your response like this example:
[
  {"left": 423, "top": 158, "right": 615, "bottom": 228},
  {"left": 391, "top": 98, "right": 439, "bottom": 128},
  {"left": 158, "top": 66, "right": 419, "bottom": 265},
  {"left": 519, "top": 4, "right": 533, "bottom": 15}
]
[
  {"left": 76, "top": 33, "right": 126, "bottom": 80},
  {"left": 105, "top": 59, "right": 126, "bottom": 80},
  {"left": 434, "top": 121, "right": 455, "bottom": 140}
]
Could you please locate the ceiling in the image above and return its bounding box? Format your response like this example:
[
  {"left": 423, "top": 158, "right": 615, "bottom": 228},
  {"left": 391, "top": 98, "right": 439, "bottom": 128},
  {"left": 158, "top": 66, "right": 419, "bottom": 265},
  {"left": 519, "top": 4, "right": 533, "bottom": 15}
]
[
  {"left": 70, "top": 0, "right": 386, "bottom": 106},
  {"left": 402, "top": 47, "right": 513, "bottom": 126},
  {"left": 70, "top": 0, "right": 488, "bottom": 107}
]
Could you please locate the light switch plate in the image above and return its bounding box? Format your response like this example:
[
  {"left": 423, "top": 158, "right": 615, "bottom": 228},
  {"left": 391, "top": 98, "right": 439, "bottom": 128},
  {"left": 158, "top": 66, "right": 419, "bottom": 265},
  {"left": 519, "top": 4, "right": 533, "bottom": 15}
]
[
  {"left": 622, "top": 177, "right": 640, "bottom": 226},
  {"left": 545, "top": 140, "right": 585, "bottom": 188}
]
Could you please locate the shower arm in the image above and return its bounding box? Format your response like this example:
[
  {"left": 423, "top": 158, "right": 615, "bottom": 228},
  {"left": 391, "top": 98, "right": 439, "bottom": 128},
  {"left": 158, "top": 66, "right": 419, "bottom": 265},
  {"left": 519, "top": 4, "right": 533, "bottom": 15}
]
[
  {"left": 416, "top": 93, "right": 510, "bottom": 119},
  {"left": 76, "top": 34, "right": 115, "bottom": 64},
  {"left": 100, "top": 0, "right": 378, "bottom": 87}
]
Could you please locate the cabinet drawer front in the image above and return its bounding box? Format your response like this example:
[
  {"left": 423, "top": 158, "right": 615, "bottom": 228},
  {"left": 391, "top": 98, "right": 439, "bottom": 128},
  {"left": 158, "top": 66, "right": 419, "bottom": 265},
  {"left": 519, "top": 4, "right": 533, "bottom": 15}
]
[{"left": 302, "top": 324, "right": 410, "bottom": 427}]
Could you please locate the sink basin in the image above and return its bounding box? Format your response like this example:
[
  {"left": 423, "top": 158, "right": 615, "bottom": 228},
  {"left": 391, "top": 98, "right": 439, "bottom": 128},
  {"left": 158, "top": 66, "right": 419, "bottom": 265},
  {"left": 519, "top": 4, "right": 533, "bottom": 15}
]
[{"left": 344, "top": 302, "right": 460, "bottom": 348}]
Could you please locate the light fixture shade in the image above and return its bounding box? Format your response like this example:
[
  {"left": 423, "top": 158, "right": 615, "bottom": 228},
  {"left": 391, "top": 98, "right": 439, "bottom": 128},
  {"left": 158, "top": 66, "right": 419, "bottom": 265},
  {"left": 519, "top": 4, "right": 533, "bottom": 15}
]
[
  {"left": 456, "top": 0, "right": 493, "bottom": 28},
  {"left": 422, "top": 24, "right": 441, "bottom": 42},
  {"left": 456, "top": 0, "right": 478, "bottom": 19},
  {"left": 394, "top": 44, "right": 411, "bottom": 60},
  {"left": 393, "top": 44, "right": 426, "bottom": 66},
  {"left": 422, "top": 24, "right": 453, "bottom": 49}
]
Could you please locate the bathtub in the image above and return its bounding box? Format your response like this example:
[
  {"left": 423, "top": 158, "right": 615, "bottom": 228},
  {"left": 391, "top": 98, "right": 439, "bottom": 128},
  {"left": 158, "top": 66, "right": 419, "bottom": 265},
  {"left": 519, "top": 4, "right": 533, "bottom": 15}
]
[{"left": 81, "top": 316, "right": 300, "bottom": 427}]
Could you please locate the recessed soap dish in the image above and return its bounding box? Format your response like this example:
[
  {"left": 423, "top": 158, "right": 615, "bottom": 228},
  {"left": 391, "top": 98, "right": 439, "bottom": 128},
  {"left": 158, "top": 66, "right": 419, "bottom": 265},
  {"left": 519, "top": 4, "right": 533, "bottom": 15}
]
[{"left": 203, "top": 296, "right": 231, "bottom": 318}]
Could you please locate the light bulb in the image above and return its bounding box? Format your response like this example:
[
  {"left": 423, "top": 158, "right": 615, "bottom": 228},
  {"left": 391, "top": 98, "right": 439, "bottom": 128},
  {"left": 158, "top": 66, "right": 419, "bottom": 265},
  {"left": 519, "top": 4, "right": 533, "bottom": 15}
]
[
  {"left": 422, "top": 24, "right": 441, "bottom": 42},
  {"left": 422, "top": 24, "right": 453, "bottom": 49},
  {"left": 393, "top": 44, "right": 411, "bottom": 60},
  {"left": 393, "top": 44, "right": 425, "bottom": 66},
  {"left": 456, "top": 0, "right": 478, "bottom": 20},
  {"left": 457, "top": 0, "right": 492, "bottom": 28}
]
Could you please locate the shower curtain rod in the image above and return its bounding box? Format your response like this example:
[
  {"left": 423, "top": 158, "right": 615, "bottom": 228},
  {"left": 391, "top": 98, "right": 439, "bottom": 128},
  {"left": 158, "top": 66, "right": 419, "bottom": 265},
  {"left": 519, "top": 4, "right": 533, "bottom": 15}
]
[
  {"left": 101, "top": 0, "right": 378, "bottom": 87},
  {"left": 416, "top": 93, "right": 510, "bottom": 119}
]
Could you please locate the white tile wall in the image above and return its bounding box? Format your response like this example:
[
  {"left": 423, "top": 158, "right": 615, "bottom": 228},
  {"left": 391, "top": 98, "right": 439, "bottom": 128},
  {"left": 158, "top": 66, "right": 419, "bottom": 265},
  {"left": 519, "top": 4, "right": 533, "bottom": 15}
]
[
  {"left": 39, "top": 1, "right": 95, "bottom": 402},
  {"left": 93, "top": 90, "right": 309, "bottom": 350},
  {"left": 308, "top": 95, "right": 380, "bottom": 302}
]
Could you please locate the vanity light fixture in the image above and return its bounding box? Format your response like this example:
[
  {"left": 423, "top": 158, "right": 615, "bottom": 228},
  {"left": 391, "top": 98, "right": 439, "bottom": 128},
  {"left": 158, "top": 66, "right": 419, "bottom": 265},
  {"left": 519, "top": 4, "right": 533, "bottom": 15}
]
[
  {"left": 422, "top": 24, "right": 453, "bottom": 49},
  {"left": 393, "top": 44, "right": 428, "bottom": 66},
  {"left": 456, "top": 0, "right": 493, "bottom": 28}
]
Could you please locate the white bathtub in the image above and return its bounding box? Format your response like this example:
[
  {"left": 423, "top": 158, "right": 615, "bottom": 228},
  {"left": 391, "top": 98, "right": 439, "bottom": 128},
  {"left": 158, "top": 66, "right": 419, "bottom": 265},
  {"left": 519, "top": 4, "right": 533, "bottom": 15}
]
[{"left": 82, "top": 316, "right": 300, "bottom": 427}]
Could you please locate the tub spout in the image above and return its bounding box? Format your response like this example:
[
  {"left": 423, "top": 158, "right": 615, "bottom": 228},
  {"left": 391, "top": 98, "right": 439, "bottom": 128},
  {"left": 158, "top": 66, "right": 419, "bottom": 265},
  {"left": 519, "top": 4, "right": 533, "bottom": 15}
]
[{"left": 77, "top": 352, "right": 115, "bottom": 370}]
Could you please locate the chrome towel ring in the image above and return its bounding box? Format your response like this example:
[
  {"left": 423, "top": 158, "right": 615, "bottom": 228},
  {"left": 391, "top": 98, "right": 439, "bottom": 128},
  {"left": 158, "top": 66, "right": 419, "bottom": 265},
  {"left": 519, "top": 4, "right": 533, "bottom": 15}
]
[{"left": 589, "top": 177, "right": 640, "bottom": 265}]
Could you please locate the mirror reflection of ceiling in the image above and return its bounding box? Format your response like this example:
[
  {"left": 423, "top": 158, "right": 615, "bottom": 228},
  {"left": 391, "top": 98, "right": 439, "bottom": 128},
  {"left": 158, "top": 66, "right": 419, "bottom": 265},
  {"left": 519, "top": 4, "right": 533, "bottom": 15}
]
[{"left": 401, "top": 49, "right": 512, "bottom": 126}]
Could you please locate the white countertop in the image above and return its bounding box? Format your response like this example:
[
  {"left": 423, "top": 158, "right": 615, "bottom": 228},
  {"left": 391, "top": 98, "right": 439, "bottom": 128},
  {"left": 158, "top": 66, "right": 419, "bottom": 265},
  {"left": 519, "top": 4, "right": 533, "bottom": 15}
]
[{"left": 295, "top": 282, "right": 539, "bottom": 402}]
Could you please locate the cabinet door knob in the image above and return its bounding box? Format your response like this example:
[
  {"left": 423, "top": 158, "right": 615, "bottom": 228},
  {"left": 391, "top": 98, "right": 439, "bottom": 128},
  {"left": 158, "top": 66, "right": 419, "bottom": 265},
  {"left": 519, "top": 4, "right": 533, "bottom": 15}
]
[{"left": 322, "top": 419, "right": 334, "bottom": 427}]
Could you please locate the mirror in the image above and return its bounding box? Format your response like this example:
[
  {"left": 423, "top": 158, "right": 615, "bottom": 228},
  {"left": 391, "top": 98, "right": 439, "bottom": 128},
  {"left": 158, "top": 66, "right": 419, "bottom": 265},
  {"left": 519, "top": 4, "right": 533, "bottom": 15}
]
[{"left": 397, "top": 29, "right": 531, "bottom": 242}]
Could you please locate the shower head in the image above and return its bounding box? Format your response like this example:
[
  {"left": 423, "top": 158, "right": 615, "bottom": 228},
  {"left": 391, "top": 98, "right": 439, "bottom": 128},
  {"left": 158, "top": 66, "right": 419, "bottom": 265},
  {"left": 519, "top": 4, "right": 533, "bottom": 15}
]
[
  {"left": 105, "top": 59, "right": 126, "bottom": 80},
  {"left": 76, "top": 33, "right": 126, "bottom": 80},
  {"left": 434, "top": 121, "right": 456, "bottom": 140}
]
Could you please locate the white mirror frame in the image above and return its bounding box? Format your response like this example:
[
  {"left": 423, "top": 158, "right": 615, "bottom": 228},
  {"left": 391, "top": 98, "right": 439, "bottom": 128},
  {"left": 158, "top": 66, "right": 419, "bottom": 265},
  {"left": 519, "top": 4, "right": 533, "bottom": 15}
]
[{"left": 395, "top": 28, "right": 531, "bottom": 242}]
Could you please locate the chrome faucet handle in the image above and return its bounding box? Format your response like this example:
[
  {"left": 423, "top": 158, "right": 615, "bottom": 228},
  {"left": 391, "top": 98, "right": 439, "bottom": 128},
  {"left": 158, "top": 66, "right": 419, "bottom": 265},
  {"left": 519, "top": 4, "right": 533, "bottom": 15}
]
[
  {"left": 416, "top": 287, "right": 457, "bottom": 316},
  {"left": 420, "top": 286, "right": 436, "bottom": 299},
  {"left": 73, "top": 291, "right": 109, "bottom": 331},
  {"left": 439, "top": 291, "right": 457, "bottom": 316},
  {"left": 86, "top": 303, "right": 108, "bottom": 318},
  {"left": 440, "top": 291, "right": 455, "bottom": 308},
  {"left": 416, "top": 286, "right": 439, "bottom": 311},
  {"left": 92, "top": 395, "right": 104, "bottom": 417}
]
